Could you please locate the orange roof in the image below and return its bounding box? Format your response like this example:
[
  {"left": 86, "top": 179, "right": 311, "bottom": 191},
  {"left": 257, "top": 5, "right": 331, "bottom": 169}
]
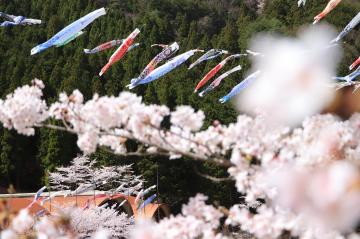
[
  {"left": 1, "top": 198, "right": 47, "bottom": 215},
  {"left": 0, "top": 192, "right": 170, "bottom": 220}
]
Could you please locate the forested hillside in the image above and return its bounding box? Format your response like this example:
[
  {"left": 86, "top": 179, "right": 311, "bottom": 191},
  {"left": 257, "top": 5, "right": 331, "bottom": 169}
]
[{"left": 0, "top": 0, "right": 359, "bottom": 211}]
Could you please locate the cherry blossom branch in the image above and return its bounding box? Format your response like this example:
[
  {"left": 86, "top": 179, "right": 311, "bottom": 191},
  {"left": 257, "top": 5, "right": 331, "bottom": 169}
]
[
  {"left": 148, "top": 123, "right": 214, "bottom": 156},
  {"left": 36, "top": 123, "right": 233, "bottom": 168},
  {"left": 35, "top": 123, "right": 77, "bottom": 134}
]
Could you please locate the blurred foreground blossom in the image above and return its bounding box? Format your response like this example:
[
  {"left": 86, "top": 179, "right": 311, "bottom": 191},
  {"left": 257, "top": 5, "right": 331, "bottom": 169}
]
[
  {"left": 270, "top": 161, "right": 360, "bottom": 232},
  {"left": 1, "top": 205, "right": 132, "bottom": 239},
  {"left": 11, "top": 209, "right": 34, "bottom": 233},
  {"left": 237, "top": 25, "right": 342, "bottom": 126}
]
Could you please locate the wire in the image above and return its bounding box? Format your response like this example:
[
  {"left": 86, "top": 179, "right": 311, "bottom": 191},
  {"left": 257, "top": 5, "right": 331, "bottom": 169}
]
[{"left": 157, "top": 160, "right": 160, "bottom": 221}]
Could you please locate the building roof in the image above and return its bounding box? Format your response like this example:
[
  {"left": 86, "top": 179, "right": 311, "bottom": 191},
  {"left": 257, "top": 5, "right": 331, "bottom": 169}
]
[{"left": 0, "top": 191, "right": 170, "bottom": 220}]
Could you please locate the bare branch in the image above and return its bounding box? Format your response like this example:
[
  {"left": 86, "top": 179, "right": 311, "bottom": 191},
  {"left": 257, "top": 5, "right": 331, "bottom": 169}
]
[{"left": 193, "top": 166, "right": 233, "bottom": 182}]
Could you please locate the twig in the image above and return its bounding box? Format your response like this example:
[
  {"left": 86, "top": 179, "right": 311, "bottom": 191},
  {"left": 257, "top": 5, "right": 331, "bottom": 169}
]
[{"left": 193, "top": 166, "right": 233, "bottom": 182}]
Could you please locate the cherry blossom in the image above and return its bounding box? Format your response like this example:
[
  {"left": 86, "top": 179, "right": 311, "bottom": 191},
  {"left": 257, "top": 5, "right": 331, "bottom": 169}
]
[
  {"left": 170, "top": 106, "right": 204, "bottom": 132},
  {"left": 10, "top": 209, "right": 34, "bottom": 234},
  {"left": 49, "top": 155, "right": 144, "bottom": 195},
  {"left": 3, "top": 77, "right": 360, "bottom": 237},
  {"left": 0, "top": 79, "right": 48, "bottom": 135},
  {"left": 63, "top": 205, "right": 133, "bottom": 238},
  {"left": 1, "top": 204, "right": 132, "bottom": 239},
  {"left": 237, "top": 25, "right": 341, "bottom": 126},
  {"left": 131, "top": 194, "right": 225, "bottom": 239}
]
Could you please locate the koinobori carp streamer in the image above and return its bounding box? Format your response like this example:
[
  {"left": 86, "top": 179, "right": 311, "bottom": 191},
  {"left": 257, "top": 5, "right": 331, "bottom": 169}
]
[
  {"left": 127, "top": 49, "right": 203, "bottom": 89},
  {"left": 130, "top": 42, "right": 180, "bottom": 87},
  {"left": 31, "top": 8, "right": 106, "bottom": 55},
  {"left": 99, "top": 28, "right": 141, "bottom": 76}
]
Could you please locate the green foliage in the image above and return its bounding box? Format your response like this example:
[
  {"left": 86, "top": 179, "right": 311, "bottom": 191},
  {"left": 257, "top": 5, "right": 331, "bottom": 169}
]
[{"left": 0, "top": 0, "right": 359, "bottom": 210}]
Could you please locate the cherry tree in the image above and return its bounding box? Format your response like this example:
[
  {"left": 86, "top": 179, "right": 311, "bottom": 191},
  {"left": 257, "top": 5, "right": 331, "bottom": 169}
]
[{"left": 49, "top": 155, "right": 144, "bottom": 195}]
